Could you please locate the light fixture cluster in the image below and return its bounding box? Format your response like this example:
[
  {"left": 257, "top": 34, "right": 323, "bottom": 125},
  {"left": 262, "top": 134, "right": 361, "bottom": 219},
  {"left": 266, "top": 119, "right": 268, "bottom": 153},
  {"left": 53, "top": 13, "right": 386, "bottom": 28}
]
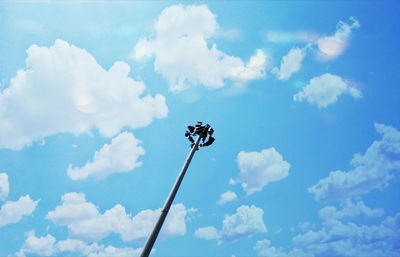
[{"left": 185, "top": 121, "right": 215, "bottom": 148}]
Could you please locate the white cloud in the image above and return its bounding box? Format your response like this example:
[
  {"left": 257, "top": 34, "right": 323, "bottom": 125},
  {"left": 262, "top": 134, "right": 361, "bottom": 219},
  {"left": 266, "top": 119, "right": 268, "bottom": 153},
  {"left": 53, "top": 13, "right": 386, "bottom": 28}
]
[
  {"left": 133, "top": 5, "right": 266, "bottom": 91},
  {"left": 195, "top": 205, "right": 267, "bottom": 243},
  {"left": 317, "top": 17, "right": 360, "bottom": 60},
  {"left": 0, "top": 39, "right": 167, "bottom": 150},
  {"left": 56, "top": 239, "right": 103, "bottom": 255},
  {"left": 67, "top": 132, "right": 145, "bottom": 180},
  {"left": 194, "top": 226, "right": 219, "bottom": 240},
  {"left": 47, "top": 192, "right": 188, "bottom": 242},
  {"left": 254, "top": 239, "right": 312, "bottom": 257},
  {"left": 0, "top": 195, "right": 38, "bottom": 227},
  {"left": 17, "top": 232, "right": 141, "bottom": 257},
  {"left": 293, "top": 73, "right": 362, "bottom": 108},
  {"left": 88, "top": 246, "right": 142, "bottom": 257},
  {"left": 319, "top": 200, "right": 384, "bottom": 222},
  {"left": 0, "top": 173, "right": 9, "bottom": 201},
  {"left": 18, "top": 231, "right": 56, "bottom": 257},
  {"left": 220, "top": 205, "right": 267, "bottom": 241},
  {"left": 217, "top": 191, "right": 238, "bottom": 205},
  {"left": 271, "top": 47, "right": 307, "bottom": 80},
  {"left": 309, "top": 123, "right": 400, "bottom": 201},
  {"left": 233, "top": 148, "right": 290, "bottom": 195},
  {"left": 293, "top": 207, "right": 400, "bottom": 257}
]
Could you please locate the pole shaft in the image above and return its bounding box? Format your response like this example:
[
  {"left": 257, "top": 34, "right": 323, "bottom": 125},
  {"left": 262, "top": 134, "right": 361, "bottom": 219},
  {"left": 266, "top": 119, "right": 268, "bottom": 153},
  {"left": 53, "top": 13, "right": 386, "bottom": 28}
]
[{"left": 140, "top": 135, "right": 202, "bottom": 257}]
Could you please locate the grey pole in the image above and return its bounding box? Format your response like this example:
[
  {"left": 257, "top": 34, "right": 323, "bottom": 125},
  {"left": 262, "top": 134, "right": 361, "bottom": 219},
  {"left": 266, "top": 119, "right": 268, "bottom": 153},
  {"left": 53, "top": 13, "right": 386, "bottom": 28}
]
[{"left": 139, "top": 135, "right": 202, "bottom": 257}]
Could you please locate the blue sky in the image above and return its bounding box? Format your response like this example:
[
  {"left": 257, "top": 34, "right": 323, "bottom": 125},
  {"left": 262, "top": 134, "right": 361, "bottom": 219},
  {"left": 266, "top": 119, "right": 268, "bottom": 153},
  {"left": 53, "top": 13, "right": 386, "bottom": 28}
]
[{"left": 0, "top": 1, "right": 400, "bottom": 256}]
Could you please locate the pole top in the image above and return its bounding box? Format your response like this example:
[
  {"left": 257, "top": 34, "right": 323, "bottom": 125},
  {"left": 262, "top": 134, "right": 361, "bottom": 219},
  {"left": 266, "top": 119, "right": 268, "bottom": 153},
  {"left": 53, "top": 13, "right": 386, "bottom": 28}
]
[{"left": 185, "top": 122, "right": 215, "bottom": 148}]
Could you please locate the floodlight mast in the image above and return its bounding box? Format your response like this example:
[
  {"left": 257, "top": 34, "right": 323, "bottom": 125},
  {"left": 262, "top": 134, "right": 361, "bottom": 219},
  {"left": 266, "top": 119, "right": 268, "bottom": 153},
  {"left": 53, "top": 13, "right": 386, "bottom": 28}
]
[{"left": 139, "top": 122, "right": 214, "bottom": 257}]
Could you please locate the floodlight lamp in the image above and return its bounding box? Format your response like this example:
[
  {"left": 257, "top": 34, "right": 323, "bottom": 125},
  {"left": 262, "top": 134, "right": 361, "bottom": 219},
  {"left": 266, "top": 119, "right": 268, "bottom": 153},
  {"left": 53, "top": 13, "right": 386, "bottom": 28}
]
[
  {"left": 188, "top": 136, "right": 194, "bottom": 143},
  {"left": 208, "top": 128, "right": 214, "bottom": 136},
  {"left": 204, "top": 136, "right": 215, "bottom": 147},
  {"left": 185, "top": 131, "right": 190, "bottom": 137},
  {"left": 188, "top": 125, "right": 195, "bottom": 133}
]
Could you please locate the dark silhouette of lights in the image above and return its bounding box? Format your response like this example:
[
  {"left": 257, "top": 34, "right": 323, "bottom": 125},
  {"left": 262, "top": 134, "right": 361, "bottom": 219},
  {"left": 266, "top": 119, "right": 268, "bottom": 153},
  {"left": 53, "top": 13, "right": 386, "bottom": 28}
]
[{"left": 185, "top": 121, "right": 215, "bottom": 148}]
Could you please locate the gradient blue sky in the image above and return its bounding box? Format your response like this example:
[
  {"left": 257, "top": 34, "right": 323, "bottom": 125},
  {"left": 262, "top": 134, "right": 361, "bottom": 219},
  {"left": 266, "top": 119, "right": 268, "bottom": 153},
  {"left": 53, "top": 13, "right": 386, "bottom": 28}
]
[{"left": 0, "top": 1, "right": 400, "bottom": 257}]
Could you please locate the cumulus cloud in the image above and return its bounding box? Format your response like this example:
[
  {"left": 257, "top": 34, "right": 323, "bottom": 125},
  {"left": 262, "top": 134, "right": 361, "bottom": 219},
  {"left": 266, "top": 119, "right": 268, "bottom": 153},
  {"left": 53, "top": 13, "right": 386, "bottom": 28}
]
[
  {"left": 232, "top": 148, "right": 290, "bottom": 195},
  {"left": 47, "top": 192, "right": 188, "bottom": 242},
  {"left": 319, "top": 200, "right": 384, "bottom": 222},
  {"left": 67, "top": 132, "right": 145, "bottom": 180},
  {"left": 0, "top": 39, "right": 167, "bottom": 150},
  {"left": 0, "top": 195, "right": 39, "bottom": 227},
  {"left": 220, "top": 205, "right": 267, "bottom": 241},
  {"left": 133, "top": 5, "right": 266, "bottom": 91},
  {"left": 217, "top": 191, "right": 238, "bottom": 205},
  {"left": 254, "top": 239, "right": 312, "bottom": 257},
  {"left": 293, "top": 206, "right": 400, "bottom": 257},
  {"left": 17, "top": 232, "right": 141, "bottom": 257},
  {"left": 271, "top": 47, "right": 307, "bottom": 80},
  {"left": 194, "top": 226, "right": 220, "bottom": 240},
  {"left": 309, "top": 123, "right": 400, "bottom": 201},
  {"left": 195, "top": 205, "right": 267, "bottom": 243},
  {"left": 294, "top": 73, "right": 362, "bottom": 108},
  {"left": 317, "top": 17, "right": 360, "bottom": 60},
  {"left": 0, "top": 173, "right": 9, "bottom": 201},
  {"left": 18, "top": 231, "right": 56, "bottom": 257}
]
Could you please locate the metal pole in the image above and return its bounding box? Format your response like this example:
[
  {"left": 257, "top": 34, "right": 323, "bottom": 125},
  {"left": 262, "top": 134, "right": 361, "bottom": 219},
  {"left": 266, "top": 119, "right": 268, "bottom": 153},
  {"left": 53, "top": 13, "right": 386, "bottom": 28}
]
[{"left": 139, "top": 135, "right": 202, "bottom": 257}]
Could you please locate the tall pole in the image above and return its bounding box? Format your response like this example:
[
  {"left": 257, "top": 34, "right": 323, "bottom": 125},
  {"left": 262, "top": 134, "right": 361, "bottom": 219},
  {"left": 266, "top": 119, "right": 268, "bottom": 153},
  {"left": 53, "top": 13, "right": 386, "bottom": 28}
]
[{"left": 139, "top": 135, "right": 203, "bottom": 257}]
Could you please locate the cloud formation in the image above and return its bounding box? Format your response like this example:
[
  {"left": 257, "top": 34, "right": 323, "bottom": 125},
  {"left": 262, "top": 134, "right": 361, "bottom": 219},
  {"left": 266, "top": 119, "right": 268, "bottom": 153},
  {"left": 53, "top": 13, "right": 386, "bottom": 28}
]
[
  {"left": 0, "top": 39, "right": 167, "bottom": 150},
  {"left": 217, "top": 191, "right": 238, "bottom": 205},
  {"left": 17, "top": 231, "right": 141, "bottom": 257},
  {"left": 194, "top": 226, "right": 220, "bottom": 240},
  {"left": 233, "top": 148, "right": 290, "bottom": 195},
  {"left": 0, "top": 173, "right": 9, "bottom": 201},
  {"left": 293, "top": 205, "right": 400, "bottom": 256},
  {"left": 254, "top": 239, "right": 311, "bottom": 257},
  {"left": 0, "top": 195, "right": 39, "bottom": 227},
  {"left": 317, "top": 17, "right": 360, "bottom": 60},
  {"left": 294, "top": 73, "right": 362, "bottom": 108},
  {"left": 67, "top": 132, "right": 145, "bottom": 180},
  {"left": 220, "top": 205, "right": 267, "bottom": 241},
  {"left": 46, "top": 192, "right": 188, "bottom": 242},
  {"left": 271, "top": 47, "right": 307, "bottom": 80},
  {"left": 309, "top": 123, "right": 400, "bottom": 201},
  {"left": 195, "top": 205, "right": 267, "bottom": 243},
  {"left": 133, "top": 5, "right": 266, "bottom": 91}
]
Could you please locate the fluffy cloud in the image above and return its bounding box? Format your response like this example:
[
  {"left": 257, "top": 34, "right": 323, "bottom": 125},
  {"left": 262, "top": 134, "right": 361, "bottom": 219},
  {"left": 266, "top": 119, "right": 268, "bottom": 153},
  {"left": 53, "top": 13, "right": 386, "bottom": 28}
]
[
  {"left": 0, "top": 173, "right": 9, "bottom": 201},
  {"left": 195, "top": 205, "right": 267, "bottom": 243},
  {"left": 254, "top": 239, "right": 311, "bottom": 257},
  {"left": 0, "top": 195, "right": 39, "bottom": 227},
  {"left": 233, "top": 148, "right": 290, "bottom": 195},
  {"left": 220, "top": 205, "right": 267, "bottom": 241},
  {"left": 17, "top": 232, "right": 141, "bottom": 257},
  {"left": 0, "top": 39, "right": 167, "bottom": 150},
  {"left": 293, "top": 207, "right": 400, "bottom": 257},
  {"left": 271, "top": 47, "right": 307, "bottom": 80},
  {"left": 133, "top": 5, "right": 266, "bottom": 91},
  {"left": 317, "top": 17, "right": 360, "bottom": 59},
  {"left": 194, "top": 226, "right": 220, "bottom": 240},
  {"left": 18, "top": 231, "right": 56, "bottom": 257},
  {"left": 67, "top": 132, "right": 145, "bottom": 180},
  {"left": 217, "top": 191, "right": 238, "bottom": 205},
  {"left": 309, "top": 123, "right": 400, "bottom": 201},
  {"left": 294, "top": 73, "right": 362, "bottom": 108},
  {"left": 319, "top": 200, "right": 384, "bottom": 222},
  {"left": 47, "top": 192, "right": 188, "bottom": 242}
]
